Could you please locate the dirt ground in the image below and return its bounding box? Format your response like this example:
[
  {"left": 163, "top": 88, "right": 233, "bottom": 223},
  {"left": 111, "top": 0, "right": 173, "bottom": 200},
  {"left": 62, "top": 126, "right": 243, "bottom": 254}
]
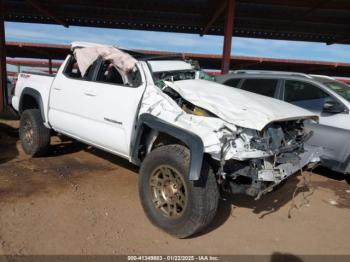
[{"left": 0, "top": 113, "right": 350, "bottom": 256}]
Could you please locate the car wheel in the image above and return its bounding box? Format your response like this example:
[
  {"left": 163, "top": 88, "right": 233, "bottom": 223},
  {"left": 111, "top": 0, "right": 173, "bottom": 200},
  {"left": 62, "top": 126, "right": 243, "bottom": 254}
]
[
  {"left": 19, "top": 109, "right": 51, "bottom": 157},
  {"left": 139, "top": 144, "right": 219, "bottom": 238}
]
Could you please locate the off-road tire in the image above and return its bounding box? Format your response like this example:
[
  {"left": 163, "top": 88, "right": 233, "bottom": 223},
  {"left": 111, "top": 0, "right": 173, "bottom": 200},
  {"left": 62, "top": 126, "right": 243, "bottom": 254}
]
[
  {"left": 19, "top": 109, "right": 51, "bottom": 157},
  {"left": 139, "top": 144, "right": 219, "bottom": 238}
]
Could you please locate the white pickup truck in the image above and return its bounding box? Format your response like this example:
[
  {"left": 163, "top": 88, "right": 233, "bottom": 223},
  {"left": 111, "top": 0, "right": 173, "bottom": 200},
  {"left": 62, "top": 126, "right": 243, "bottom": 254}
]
[{"left": 12, "top": 42, "right": 321, "bottom": 238}]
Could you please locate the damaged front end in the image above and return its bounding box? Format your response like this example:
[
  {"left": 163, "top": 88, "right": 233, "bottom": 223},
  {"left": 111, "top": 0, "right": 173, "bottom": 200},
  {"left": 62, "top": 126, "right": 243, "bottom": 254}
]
[
  {"left": 219, "top": 121, "right": 321, "bottom": 199},
  {"left": 139, "top": 61, "right": 321, "bottom": 199}
]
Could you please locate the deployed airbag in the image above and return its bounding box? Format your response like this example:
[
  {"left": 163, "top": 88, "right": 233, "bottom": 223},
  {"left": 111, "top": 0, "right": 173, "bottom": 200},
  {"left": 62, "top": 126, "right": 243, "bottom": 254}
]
[{"left": 74, "top": 46, "right": 137, "bottom": 76}]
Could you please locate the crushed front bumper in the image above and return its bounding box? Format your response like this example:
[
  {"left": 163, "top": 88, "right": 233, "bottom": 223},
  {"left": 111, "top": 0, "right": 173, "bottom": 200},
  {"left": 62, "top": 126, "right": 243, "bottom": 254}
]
[
  {"left": 254, "top": 145, "right": 322, "bottom": 199},
  {"left": 258, "top": 145, "right": 322, "bottom": 183}
]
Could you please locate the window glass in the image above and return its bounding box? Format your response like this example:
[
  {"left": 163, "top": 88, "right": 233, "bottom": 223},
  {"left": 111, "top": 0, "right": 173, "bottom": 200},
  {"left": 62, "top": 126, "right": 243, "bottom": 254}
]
[
  {"left": 240, "top": 79, "right": 278, "bottom": 97},
  {"left": 97, "top": 61, "right": 124, "bottom": 85},
  {"left": 322, "top": 81, "right": 350, "bottom": 102},
  {"left": 64, "top": 57, "right": 83, "bottom": 79},
  {"left": 224, "top": 78, "right": 241, "bottom": 88},
  {"left": 198, "top": 70, "right": 214, "bottom": 81},
  {"left": 284, "top": 80, "right": 342, "bottom": 112},
  {"left": 63, "top": 55, "right": 95, "bottom": 80},
  {"left": 96, "top": 60, "right": 141, "bottom": 87}
]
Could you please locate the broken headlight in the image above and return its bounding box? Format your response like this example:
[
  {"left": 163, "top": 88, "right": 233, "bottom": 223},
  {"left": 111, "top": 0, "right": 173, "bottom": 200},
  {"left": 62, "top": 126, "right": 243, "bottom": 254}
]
[{"left": 249, "top": 121, "right": 309, "bottom": 153}]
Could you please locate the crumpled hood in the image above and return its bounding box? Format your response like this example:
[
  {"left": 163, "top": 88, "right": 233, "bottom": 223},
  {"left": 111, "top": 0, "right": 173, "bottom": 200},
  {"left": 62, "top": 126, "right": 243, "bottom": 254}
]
[{"left": 164, "top": 79, "right": 318, "bottom": 131}]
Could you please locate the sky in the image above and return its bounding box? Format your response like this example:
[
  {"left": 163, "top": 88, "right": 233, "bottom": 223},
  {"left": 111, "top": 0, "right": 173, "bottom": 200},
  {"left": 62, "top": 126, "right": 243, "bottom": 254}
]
[{"left": 5, "top": 22, "right": 350, "bottom": 63}]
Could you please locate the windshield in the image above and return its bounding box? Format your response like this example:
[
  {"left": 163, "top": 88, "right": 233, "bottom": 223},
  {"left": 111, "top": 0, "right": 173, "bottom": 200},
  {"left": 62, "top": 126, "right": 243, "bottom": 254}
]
[
  {"left": 153, "top": 70, "right": 196, "bottom": 82},
  {"left": 152, "top": 69, "right": 214, "bottom": 88},
  {"left": 322, "top": 80, "right": 350, "bottom": 102}
]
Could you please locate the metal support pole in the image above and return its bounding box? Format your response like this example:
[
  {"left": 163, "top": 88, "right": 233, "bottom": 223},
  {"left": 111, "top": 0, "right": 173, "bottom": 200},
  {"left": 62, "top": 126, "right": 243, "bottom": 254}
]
[
  {"left": 48, "top": 58, "right": 52, "bottom": 75},
  {"left": 221, "top": 0, "right": 235, "bottom": 74},
  {"left": 0, "top": 0, "right": 6, "bottom": 111}
]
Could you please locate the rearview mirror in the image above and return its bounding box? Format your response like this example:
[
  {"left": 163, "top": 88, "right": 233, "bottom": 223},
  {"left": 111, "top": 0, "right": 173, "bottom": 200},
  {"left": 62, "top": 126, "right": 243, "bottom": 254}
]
[{"left": 323, "top": 101, "right": 345, "bottom": 114}]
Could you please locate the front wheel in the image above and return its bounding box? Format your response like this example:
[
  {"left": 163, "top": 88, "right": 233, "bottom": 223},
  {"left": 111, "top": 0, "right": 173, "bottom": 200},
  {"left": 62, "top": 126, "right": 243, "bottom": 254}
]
[
  {"left": 139, "top": 144, "right": 219, "bottom": 238},
  {"left": 19, "top": 109, "right": 51, "bottom": 157}
]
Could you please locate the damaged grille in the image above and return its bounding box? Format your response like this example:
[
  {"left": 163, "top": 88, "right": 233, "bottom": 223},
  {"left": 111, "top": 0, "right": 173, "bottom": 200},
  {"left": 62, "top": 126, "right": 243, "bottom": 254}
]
[{"left": 250, "top": 121, "right": 310, "bottom": 153}]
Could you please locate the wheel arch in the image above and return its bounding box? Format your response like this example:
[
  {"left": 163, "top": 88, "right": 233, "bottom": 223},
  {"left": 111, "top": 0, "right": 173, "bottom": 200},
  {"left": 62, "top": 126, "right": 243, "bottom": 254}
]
[
  {"left": 19, "top": 88, "right": 46, "bottom": 122},
  {"left": 131, "top": 113, "right": 204, "bottom": 180}
]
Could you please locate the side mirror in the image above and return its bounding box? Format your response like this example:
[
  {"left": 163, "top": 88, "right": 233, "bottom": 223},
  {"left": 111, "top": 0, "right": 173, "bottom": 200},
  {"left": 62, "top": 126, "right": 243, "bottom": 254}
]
[{"left": 322, "top": 101, "right": 345, "bottom": 114}]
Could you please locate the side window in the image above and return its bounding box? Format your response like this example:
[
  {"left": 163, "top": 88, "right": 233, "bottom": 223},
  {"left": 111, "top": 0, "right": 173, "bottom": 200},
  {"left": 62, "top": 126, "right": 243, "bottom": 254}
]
[
  {"left": 63, "top": 55, "right": 95, "bottom": 80},
  {"left": 240, "top": 79, "right": 278, "bottom": 98},
  {"left": 96, "top": 60, "right": 141, "bottom": 87},
  {"left": 63, "top": 56, "right": 83, "bottom": 79},
  {"left": 224, "top": 78, "right": 241, "bottom": 88},
  {"left": 284, "top": 80, "right": 340, "bottom": 112}
]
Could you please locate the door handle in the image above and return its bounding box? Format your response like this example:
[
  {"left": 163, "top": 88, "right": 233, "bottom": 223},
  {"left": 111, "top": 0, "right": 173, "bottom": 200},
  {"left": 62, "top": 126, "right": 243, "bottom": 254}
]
[
  {"left": 84, "top": 89, "right": 97, "bottom": 97},
  {"left": 53, "top": 87, "right": 62, "bottom": 91}
]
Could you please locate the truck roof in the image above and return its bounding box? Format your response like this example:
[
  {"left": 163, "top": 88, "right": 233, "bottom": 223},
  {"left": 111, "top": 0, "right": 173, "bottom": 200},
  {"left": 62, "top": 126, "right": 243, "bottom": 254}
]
[{"left": 70, "top": 41, "right": 191, "bottom": 65}]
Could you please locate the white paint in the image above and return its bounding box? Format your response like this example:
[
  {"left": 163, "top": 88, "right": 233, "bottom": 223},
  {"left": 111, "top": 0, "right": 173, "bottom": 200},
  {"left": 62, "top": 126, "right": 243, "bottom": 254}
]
[
  {"left": 13, "top": 72, "right": 54, "bottom": 128},
  {"left": 148, "top": 60, "right": 193, "bottom": 73},
  {"left": 163, "top": 79, "right": 318, "bottom": 131}
]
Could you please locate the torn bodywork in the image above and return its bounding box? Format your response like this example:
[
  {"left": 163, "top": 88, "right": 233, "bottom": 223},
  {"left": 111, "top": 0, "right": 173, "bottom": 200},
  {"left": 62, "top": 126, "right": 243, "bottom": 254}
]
[{"left": 139, "top": 62, "right": 321, "bottom": 199}]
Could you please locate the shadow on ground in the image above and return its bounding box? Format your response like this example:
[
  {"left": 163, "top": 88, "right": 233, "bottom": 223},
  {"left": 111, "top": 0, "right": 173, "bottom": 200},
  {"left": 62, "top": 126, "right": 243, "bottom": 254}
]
[
  {"left": 313, "top": 166, "right": 349, "bottom": 183},
  {"left": 311, "top": 167, "right": 350, "bottom": 209},
  {"left": 0, "top": 122, "right": 19, "bottom": 164},
  {"left": 193, "top": 174, "right": 312, "bottom": 237},
  {"left": 48, "top": 135, "right": 87, "bottom": 157},
  {"left": 224, "top": 175, "right": 309, "bottom": 219},
  {"left": 42, "top": 134, "right": 138, "bottom": 173},
  {"left": 85, "top": 146, "right": 139, "bottom": 173}
]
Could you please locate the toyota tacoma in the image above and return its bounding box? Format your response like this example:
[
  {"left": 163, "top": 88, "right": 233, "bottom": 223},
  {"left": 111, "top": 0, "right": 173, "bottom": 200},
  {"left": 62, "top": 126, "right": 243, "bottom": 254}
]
[{"left": 12, "top": 42, "right": 321, "bottom": 238}]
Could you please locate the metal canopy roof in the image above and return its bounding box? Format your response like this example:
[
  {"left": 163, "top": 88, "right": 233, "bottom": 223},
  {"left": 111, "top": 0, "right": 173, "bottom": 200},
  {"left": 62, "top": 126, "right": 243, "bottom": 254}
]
[
  {"left": 3, "top": 0, "right": 350, "bottom": 45},
  {"left": 6, "top": 42, "right": 350, "bottom": 76},
  {"left": 6, "top": 42, "right": 68, "bottom": 59}
]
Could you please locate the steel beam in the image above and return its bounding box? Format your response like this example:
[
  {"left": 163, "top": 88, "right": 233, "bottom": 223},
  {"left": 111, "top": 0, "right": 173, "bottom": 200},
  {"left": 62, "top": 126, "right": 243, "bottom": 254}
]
[
  {"left": 221, "top": 0, "right": 235, "bottom": 74},
  {"left": 0, "top": 0, "right": 6, "bottom": 111},
  {"left": 26, "top": 0, "right": 69, "bottom": 28},
  {"left": 48, "top": 58, "right": 52, "bottom": 75},
  {"left": 200, "top": 0, "right": 227, "bottom": 36},
  {"left": 327, "top": 37, "right": 350, "bottom": 45}
]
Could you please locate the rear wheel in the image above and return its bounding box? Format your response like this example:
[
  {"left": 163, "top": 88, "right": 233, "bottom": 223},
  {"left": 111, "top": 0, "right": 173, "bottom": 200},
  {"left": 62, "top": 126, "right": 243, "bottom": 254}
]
[
  {"left": 139, "top": 144, "right": 219, "bottom": 238},
  {"left": 19, "top": 109, "right": 51, "bottom": 157}
]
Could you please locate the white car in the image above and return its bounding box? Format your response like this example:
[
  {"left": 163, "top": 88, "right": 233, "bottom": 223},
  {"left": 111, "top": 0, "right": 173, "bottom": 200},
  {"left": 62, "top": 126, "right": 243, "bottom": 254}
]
[{"left": 12, "top": 42, "right": 321, "bottom": 238}]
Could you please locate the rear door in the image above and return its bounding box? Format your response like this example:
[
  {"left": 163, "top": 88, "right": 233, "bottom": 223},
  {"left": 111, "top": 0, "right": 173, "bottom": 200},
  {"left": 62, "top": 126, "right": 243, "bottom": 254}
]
[
  {"left": 49, "top": 55, "right": 98, "bottom": 138},
  {"left": 282, "top": 79, "right": 350, "bottom": 171}
]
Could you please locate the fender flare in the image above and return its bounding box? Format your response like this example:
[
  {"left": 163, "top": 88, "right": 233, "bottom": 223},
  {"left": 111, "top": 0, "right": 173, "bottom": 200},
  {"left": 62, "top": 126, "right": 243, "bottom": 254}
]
[
  {"left": 132, "top": 113, "right": 204, "bottom": 180},
  {"left": 19, "top": 87, "right": 46, "bottom": 121}
]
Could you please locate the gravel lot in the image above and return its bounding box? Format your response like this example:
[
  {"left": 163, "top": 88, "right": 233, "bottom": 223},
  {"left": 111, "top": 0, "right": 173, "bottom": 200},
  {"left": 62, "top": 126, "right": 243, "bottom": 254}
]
[{"left": 1, "top": 114, "right": 349, "bottom": 256}]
